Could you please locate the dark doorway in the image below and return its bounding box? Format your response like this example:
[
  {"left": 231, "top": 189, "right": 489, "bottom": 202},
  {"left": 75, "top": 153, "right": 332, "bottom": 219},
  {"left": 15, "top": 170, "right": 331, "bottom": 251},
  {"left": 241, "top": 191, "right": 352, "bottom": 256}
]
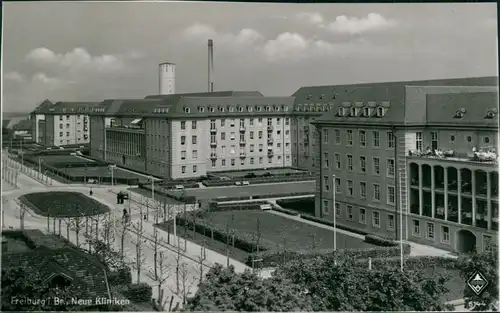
[
  {"left": 122, "top": 155, "right": 126, "bottom": 165},
  {"left": 456, "top": 230, "right": 476, "bottom": 254}
]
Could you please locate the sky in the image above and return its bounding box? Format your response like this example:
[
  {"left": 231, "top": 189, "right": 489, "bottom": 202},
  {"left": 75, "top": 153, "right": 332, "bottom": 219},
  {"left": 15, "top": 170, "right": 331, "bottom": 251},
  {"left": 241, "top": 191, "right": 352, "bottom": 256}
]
[{"left": 2, "top": 2, "right": 498, "bottom": 113}]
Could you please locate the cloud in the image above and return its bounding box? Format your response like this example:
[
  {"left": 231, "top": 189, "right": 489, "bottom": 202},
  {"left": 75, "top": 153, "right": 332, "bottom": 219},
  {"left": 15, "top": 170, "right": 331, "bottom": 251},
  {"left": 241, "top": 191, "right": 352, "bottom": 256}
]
[
  {"left": 4, "top": 71, "right": 25, "bottom": 83},
  {"left": 183, "top": 23, "right": 263, "bottom": 48},
  {"left": 25, "top": 47, "right": 140, "bottom": 73},
  {"left": 296, "top": 12, "right": 325, "bottom": 26},
  {"left": 31, "top": 72, "right": 75, "bottom": 88},
  {"left": 328, "top": 13, "right": 397, "bottom": 34}
]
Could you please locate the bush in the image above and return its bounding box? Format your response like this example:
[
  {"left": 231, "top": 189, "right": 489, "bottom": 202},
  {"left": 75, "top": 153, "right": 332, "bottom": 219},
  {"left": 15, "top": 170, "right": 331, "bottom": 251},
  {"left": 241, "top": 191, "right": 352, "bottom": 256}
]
[
  {"left": 364, "top": 234, "right": 399, "bottom": 247},
  {"left": 300, "top": 215, "right": 368, "bottom": 236},
  {"left": 271, "top": 206, "right": 300, "bottom": 216},
  {"left": 276, "top": 198, "right": 315, "bottom": 215},
  {"left": 108, "top": 267, "right": 132, "bottom": 286},
  {"left": 121, "top": 283, "right": 153, "bottom": 303},
  {"left": 247, "top": 244, "right": 412, "bottom": 268},
  {"left": 209, "top": 202, "right": 268, "bottom": 212}
]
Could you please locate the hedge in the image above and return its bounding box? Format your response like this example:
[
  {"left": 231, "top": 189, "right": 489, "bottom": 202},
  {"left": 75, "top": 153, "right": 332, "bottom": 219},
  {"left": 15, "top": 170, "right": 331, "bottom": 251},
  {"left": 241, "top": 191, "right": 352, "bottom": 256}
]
[
  {"left": 175, "top": 214, "right": 271, "bottom": 253},
  {"left": 363, "top": 255, "right": 461, "bottom": 271},
  {"left": 247, "top": 244, "right": 412, "bottom": 268},
  {"left": 276, "top": 197, "right": 315, "bottom": 215},
  {"left": 271, "top": 205, "right": 300, "bottom": 216},
  {"left": 208, "top": 201, "right": 269, "bottom": 212},
  {"left": 108, "top": 267, "right": 133, "bottom": 286},
  {"left": 365, "top": 234, "right": 399, "bottom": 247},
  {"left": 300, "top": 214, "right": 368, "bottom": 236},
  {"left": 119, "top": 283, "right": 153, "bottom": 303},
  {"left": 202, "top": 174, "right": 314, "bottom": 187}
]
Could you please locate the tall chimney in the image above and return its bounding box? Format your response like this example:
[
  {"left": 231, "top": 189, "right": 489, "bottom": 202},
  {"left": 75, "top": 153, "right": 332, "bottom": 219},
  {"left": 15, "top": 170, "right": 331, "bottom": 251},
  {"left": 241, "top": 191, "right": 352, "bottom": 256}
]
[{"left": 208, "top": 39, "right": 214, "bottom": 92}]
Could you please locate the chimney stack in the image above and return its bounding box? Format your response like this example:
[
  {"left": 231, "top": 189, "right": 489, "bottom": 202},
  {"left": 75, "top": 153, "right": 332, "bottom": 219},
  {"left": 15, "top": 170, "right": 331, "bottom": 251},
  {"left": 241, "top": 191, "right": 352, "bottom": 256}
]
[{"left": 208, "top": 39, "right": 214, "bottom": 92}]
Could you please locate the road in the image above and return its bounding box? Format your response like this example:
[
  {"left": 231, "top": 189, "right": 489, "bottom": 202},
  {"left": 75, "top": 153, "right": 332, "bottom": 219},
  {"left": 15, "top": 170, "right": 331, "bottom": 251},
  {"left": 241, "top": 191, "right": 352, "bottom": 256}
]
[{"left": 1, "top": 154, "right": 251, "bottom": 310}]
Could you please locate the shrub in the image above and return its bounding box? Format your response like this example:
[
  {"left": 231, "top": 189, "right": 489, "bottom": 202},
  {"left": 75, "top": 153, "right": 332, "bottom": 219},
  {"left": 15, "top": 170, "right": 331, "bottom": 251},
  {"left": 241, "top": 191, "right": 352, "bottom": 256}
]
[
  {"left": 108, "top": 267, "right": 132, "bottom": 286},
  {"left": 276, "top": 198, "right": 315, "bottom": 215},
  {"left": 271, "top": 206, "right": 300, "bottom": 216},
  {"left": 300, "top": 215, "right": 368, "bottom": 236},
  {"left": 122, "top": 283, "right": 153, "bottom": 303},
  {"left": 247, "top": 244, "right": 412, "bottom": 268},
  {"left": 364, "top": 234, "right": 399, "bottom": 247},
  {"left": 209, "top": 202, "right": 268, "bottom": 212}
]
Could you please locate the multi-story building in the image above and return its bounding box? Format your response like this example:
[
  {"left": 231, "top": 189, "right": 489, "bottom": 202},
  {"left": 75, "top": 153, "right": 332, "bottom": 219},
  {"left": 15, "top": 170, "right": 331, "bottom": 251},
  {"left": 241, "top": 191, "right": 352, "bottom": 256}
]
[
  {"left": 88, "top": 91, "right": 295, "bottom": 179},
  {"left": 292, "top": 76, "right": 499, "bottom": 172},
  {"left": 30, "top": 100, "right": 100, "bottom": 147},
  {"left": 307, "top": 77, "right": 498, "bottom": 254}
]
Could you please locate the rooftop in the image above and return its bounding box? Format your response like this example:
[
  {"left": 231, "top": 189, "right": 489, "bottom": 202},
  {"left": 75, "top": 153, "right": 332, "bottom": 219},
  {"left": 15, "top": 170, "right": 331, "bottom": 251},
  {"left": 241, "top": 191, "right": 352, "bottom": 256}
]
[{"left": 31, "top": 100, "right": 101, "bottom": 115}]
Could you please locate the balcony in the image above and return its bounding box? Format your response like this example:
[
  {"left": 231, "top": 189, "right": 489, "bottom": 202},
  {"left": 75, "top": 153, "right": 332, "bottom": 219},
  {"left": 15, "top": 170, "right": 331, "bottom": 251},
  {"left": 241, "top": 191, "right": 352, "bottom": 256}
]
[
  {"left": 267, "top": 149, "right": 274, "bottom": 156},
  {"left": 239, "top": 152, "right": 246, "bottom": 158},
  {"left": 407, "top": 147, "right": 498, "bottom": 166},
  {"left": 239, "top": 140, "right": 246, "bottom": 145},
  {"left": 210, "top": 153, "right": 217, "bottom": 159},
  {"left": 210, "top": 142, "right": 217, "bottom": 147},
  {"left": 210, "top": 128, "right": 217, "bottom": 133},
  {"left": 267, "top": 125, "right": 273, "bottom": 131},
  {"left": 239, "top": 126, "right": 246, "bottom": 132},
  {"left": 267, "top": 138, "right": 273, "bottom": 144}
]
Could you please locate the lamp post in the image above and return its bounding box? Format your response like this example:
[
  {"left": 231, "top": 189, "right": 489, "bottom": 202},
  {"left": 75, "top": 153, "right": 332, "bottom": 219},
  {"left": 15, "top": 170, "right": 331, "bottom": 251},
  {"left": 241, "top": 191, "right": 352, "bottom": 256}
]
[
  {"left": 151, "top": 175, "right": 155, "bottom": 210},
  {"left": 38, "top": 157, "right": 44, "bottom": 181},
  {"left": 109, "top": 164, "right": 116, "bottom": 186},
  {"left": 332, "top": 174, "right": 337, "bottom": 252}
]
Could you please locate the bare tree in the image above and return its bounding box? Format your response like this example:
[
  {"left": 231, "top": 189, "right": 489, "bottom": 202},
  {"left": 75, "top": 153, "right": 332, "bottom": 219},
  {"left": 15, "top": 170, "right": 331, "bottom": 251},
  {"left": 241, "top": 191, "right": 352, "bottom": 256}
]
[
  {"left": 19, "top": 202, "right": 26, "bottom": 230},
  {"left": 147, "top": 250, "right": 172, "bottom": 309},
  {"left": 131, "top": 213, "right": 147, "bottom": 283},
  {"left": 183, "top": 202, "right": 187, "bottom": 251},
  {"left": 100, "top": 212, "right": 117, "bottom": 251},
  {"left": 196, "top": 245, "right": 205, "bottom": 284},
  {"left": 179, "top": 262, "right": 196, "bottom": 305},
  {"left": 73, "top": 216, "right": 82, "bottom": 248},
  {"left": 174, "top": 236, "right": 182, "bottom": 294},
  {"left": 149, "top": 206, "right": 164, "bottom": 279}
]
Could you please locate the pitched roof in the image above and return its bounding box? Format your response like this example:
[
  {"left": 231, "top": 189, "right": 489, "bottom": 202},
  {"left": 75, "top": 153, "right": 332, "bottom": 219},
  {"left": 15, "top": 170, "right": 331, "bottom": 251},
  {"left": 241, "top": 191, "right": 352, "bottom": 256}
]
[
  {"left": 426, "top": 92, "right": 499, "bottom": 127},
  {"left": 144, "top": 90, "right": 264, "bottom": 99},
  {"left": 32, "top": 101, "right": 101, "bottom": 114}
]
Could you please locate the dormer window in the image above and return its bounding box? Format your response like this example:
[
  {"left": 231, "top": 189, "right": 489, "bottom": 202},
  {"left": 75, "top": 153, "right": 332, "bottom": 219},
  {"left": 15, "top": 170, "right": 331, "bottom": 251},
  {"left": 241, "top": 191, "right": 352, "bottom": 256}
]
[
  {"left": 209, "top": 107, "right": 215, "bottom": 113},
  {"left": 485, "top": 108, "right": 498, "bottom": 119},
  {"left": 363, "top": 107, "right": 372, "bottom": 117},
  {"left": 319, "top": 94, "right": 325, "bottom": 99},
  {"left": 337, "top": 107, "right": 347, "bottom": 116},
  {"left": 306, "top": 94, "right": 312, "bottom": 100},
  {"left": 454, "top": 108, "right": 466, "bottom": 118},
  {"left": 376, "top": 107, "right": 385, "bottom": 117},
  {"left": 322, "top": 106, "right": 327, "bottom": 112},
  {"left": 257, "top": 106, "right": 262, "bottom": 112},
  {"left": 198, "top": 107, "right": 204, "bottom": 113},
  {"left": 184, "top": 107, "right": 190, "bottom": 114},
  {"left": 248, "top": 106, "right": 253, "bottom": 112},
  {"left": 316, "top": 107, "right": 321, "bottom": 112},
  {"left": 229, "top": 106, "right": 234, "bottom": 112},
  {"left": 275, "top": 106, "right": 280, "bottom": 111},
  {"left": 265, "top": 106, "right": 271, "bottom": 111},
  {"left": 238, "top": 106, "right": 243, "bottom": 112},
  {"left": 219, "top": 107, "right": 224, "bottom": 112},
  {"left": 283, "top": 106, "right": 289, "bottom": 112},
  {"left": 350, "top": 107, "right": 359, "bottom": 116}
]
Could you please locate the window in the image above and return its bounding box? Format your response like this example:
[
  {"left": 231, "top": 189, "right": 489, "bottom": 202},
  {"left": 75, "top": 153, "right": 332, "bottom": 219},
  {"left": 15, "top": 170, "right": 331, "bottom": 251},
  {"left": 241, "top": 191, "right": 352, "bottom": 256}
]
[
  {"left": 335, "top": 129, "right": 341, "bottom": 144},
  {"left": 416, "top": 132, "right": 423, "bottom": 151},
  {"left": 347, "top": 205, "right": 353, "bottom": 220},
  {"left": 387, "top": 132, "right": 395, "bottom": 148},
  {"left": 181, "top": 166, "right": 186, "bottom": 174},
  {"left": 230, "top": 145, "right": 236, "bottom": 155},
  {"left": 59, "top": 116, "right": 63, "bottom": 121},
  {"left": 323, "top": 176, "right": 330, "bottom": 191},
  {"left": 372, "top": 211, "right": 380, "bottom": 227},
  {"left": 387, "top": 159, "right": 395, "bottom": 177},
  {"left": 221, "top": 146, "right": 226, "bottom": 156},
  {"left": 335, "top": 178, "right": 341, "bottom": 193},
  {"left": 373, "top": 157, "right": 380, "bottom": 175},
  {"left": 231, "top": 159, "right": 235, "bottom": 166},
  {"left": 323, "top": 129, "right": 328, "bottom": 143},
  {"left": 334, "top": 202, "right": 340, "bottom": 217},
  {"left": 250, "top": 144, "right": 255, "bottom": 152},
  {"left": 285, "top": 130, "right": 290, "bottom": 136},
  {"left": 210, "top": 134, "right": 216, "bottom": 144},
  {"left": 250, "top": 157, "right": 255, "bottom": 165},
  {"left": 268, "top": 157, "right": 273, "bottom": 164},
  {"left": 426, "top": 222, "right": 434, "bottom": 239},
  {"left": 192, "top": 150, "right": 198, "bottom": 159},
  {"left": 387, "top": 186, "right": 395, "bottom": 205},
  {"left": 285, "top": 118, "right": 290, "bottom": 125},
  {"left": 222, "top": 159, "right": 226, "bottom": 167},
  {"left": 484, "top": 136, "right": 490, "bottom": 144},
  {"left": 181, "top": 136, "right": 186, "bottom": 145},
  {"left": 359, "top": 130, "right": 366, "bottom": 147},
  {"left": 360, "top": 182, "right": 367, "bottom": 199},
  {"left": 250, "top": 119, "right": 254, "bottom": 126},
  {"left": 347, "top": 180, "right": 353, "bottom": 196},
  {"left": 277, "top": 143, "right": 281, "bottom": 149},
  {"left": 230, "top": 119, "right": 235, "bottom": 127},
  {"left": 221, "top": 132, "right": 226, "bottom": 140},
  {"left": 346, "top": 130, "right": 353, "bottom": 146},
  {"left": 259, "top": 157, "right": 263, "bottom": 165},
  {"left": 335, "top": 153, "right": 341, "bottom": 169},
  {"left": 441, "top": 226, "right": 450, "bottom": 243},
  {"left": 258, "top": 131, "right": 263, "bottom": 139},
  {"left": 258, "top": 144, "right": 263, "bottom": 152},
  {"left": 193, "top": 165, "right": 197, "bottom": 173},
  {"left": 359, "top": 156, "right": 366, "bottom": 173},
  {"left": 59, "top": 132, "right": 63, "bottom": 137},
  {"left": 211, "top": 160, "right": 216, "bottom": 167},
  {"left": 387, "top": 214, "right": 395, "bottom": 230},
  {"left": 359, "top": 208, "right": 366, "bottom": 224},
  {"left": 347, "top": 155, "right": 353, "bottom": 172},
  {"left": 373, "top": 184, "right": 380, "bottom": 201},
  {"left": 372, "top": 131, "right": 380, "bottom": 147},
  {"left": 248, "top": 131, "right": 254, "bottom": 139},
  {"left": 66, "top": 123, "right": 70, "bottom": 128},
  {"left": 323, "top": 153, "right": 329, "bottom": 167},
  {"left": 192, "top": 135, "right": 197, "bottom": 144},
  {"left": 181, "top": 121, "right": 186, "bottom": 130},
  {"left": 412, "top": 220, "right": 420, "bottom": 236},
  {"left": 59, "top": 124, "right": 63, "bottom": 129},
  {"left": 221, "top": 119, "right": 225, "bottom": 127},
  {"left": 230, "top": 132, "right": 236, "bottom": 140},
  {"left": 210, "top": 119, "right": 216, "bottom": 130},
  {"left": 431, "top": 132, "right": 438, "bottom": 150},
  {"left": 181, "top": 151, "right": 186, "bottom": 160},
  {"left": 322, "top": 200, "right": 329, "bottom": 215},
  {"left": 192, "top": 121, "right": 197, "bottom": 130}
]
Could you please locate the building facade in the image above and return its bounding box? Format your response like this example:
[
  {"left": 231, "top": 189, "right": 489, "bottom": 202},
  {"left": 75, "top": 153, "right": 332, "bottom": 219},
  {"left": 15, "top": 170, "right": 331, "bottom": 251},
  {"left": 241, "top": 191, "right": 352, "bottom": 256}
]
[
  {"left": 307, "top": 77, "right": 498, "bottom": 254},
  {"left": 30, "top": 100, "right": 100, "bottom": 147},
  {"left": 89, "top": 91, "right": 295, "bottom": 179}
]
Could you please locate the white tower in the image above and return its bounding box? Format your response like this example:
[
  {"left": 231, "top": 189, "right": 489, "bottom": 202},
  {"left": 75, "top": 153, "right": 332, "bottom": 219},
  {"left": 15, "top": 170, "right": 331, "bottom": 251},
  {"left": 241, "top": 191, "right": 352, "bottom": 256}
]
[{"left": 159, "top": 62, "right": 176, "bottom": 95}]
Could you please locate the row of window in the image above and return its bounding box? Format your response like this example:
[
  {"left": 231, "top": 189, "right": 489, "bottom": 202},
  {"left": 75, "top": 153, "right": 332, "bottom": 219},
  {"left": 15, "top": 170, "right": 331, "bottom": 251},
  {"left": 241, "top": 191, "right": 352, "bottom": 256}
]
[
  {"left": 322, "top": 129, "right": 395, "bottom": 149},
  {"left": 183, "top": 105, "right": 290, "bottom": 114},
  {"left": 411, "top": 220, "right": 450, "bottom": 244},
  {"left": 211, "top": 143, "right": 290, "bottom": 155},
  {"left": 209, "top": 117, "right": 291, "bottom": 129},
  {"left": 58, "top": 115, "right": 85, "bottom": 120},
  {"left": 415, "top": 131, "right": 492, "bottom": 151},
  {"left": 323, "top": 177, "right": 396, "bottom": 205},
  {"left": 179, "top": 155, "right": 291, "bottom": 174},
  {"left": 324, "top": 154, "right": 395, "bottom": 177},
  {"left": 58, "top": 131, "right": 88, "bottom": 138}
]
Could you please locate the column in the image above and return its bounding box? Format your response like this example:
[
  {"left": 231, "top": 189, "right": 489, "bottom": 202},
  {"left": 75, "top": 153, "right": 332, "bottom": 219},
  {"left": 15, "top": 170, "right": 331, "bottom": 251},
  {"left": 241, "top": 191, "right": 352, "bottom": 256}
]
[
  {"left": 487, "top": 172, "right": 492, "bottom": 229},
  {"left": 472, "top": 170, "right": 476, "bottom": 227},
  {"left": 457, "top": 168, "right": 462, "bottom": 224},
  {"left": 418, "top": 164, "right": 423, "bottom": 215},
  {"left": 444, "top": 167, "right": 448, "bottom": 220},
  {"left": 431, "top": 166, "right": 436, "bottom": 218}
]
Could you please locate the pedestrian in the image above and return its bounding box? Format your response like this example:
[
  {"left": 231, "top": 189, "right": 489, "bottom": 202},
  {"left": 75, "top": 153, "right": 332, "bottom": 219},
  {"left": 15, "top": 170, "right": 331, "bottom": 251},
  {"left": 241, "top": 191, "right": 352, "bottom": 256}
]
[{"left": 89, "top": 188, "right": 93, "bottom": 196}]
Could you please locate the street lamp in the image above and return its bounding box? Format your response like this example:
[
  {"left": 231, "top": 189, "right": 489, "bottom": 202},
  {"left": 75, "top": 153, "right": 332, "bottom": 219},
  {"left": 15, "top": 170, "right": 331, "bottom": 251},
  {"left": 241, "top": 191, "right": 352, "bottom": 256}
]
[
  {"left": 109, "top": 164, "right": 116, "bottom": 186},
  {"left": 332, "top": 174, "right": 337, "bottom": 252}
]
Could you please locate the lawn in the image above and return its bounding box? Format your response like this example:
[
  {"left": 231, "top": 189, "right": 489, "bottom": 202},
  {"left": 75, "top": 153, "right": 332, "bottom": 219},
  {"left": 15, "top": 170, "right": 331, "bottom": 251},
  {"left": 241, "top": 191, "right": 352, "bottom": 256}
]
[
  {"left": 30, "top": 155, "right": 96, "bottom": 167},
  {"left": 20, "top": 192, "right": 110, "bottom": 217},
  {"left": 168, "top": 181, "right": 315, "bottom": 200},
  {"left": 158, "top": 209, "right": 375, "bottom": 262}
]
